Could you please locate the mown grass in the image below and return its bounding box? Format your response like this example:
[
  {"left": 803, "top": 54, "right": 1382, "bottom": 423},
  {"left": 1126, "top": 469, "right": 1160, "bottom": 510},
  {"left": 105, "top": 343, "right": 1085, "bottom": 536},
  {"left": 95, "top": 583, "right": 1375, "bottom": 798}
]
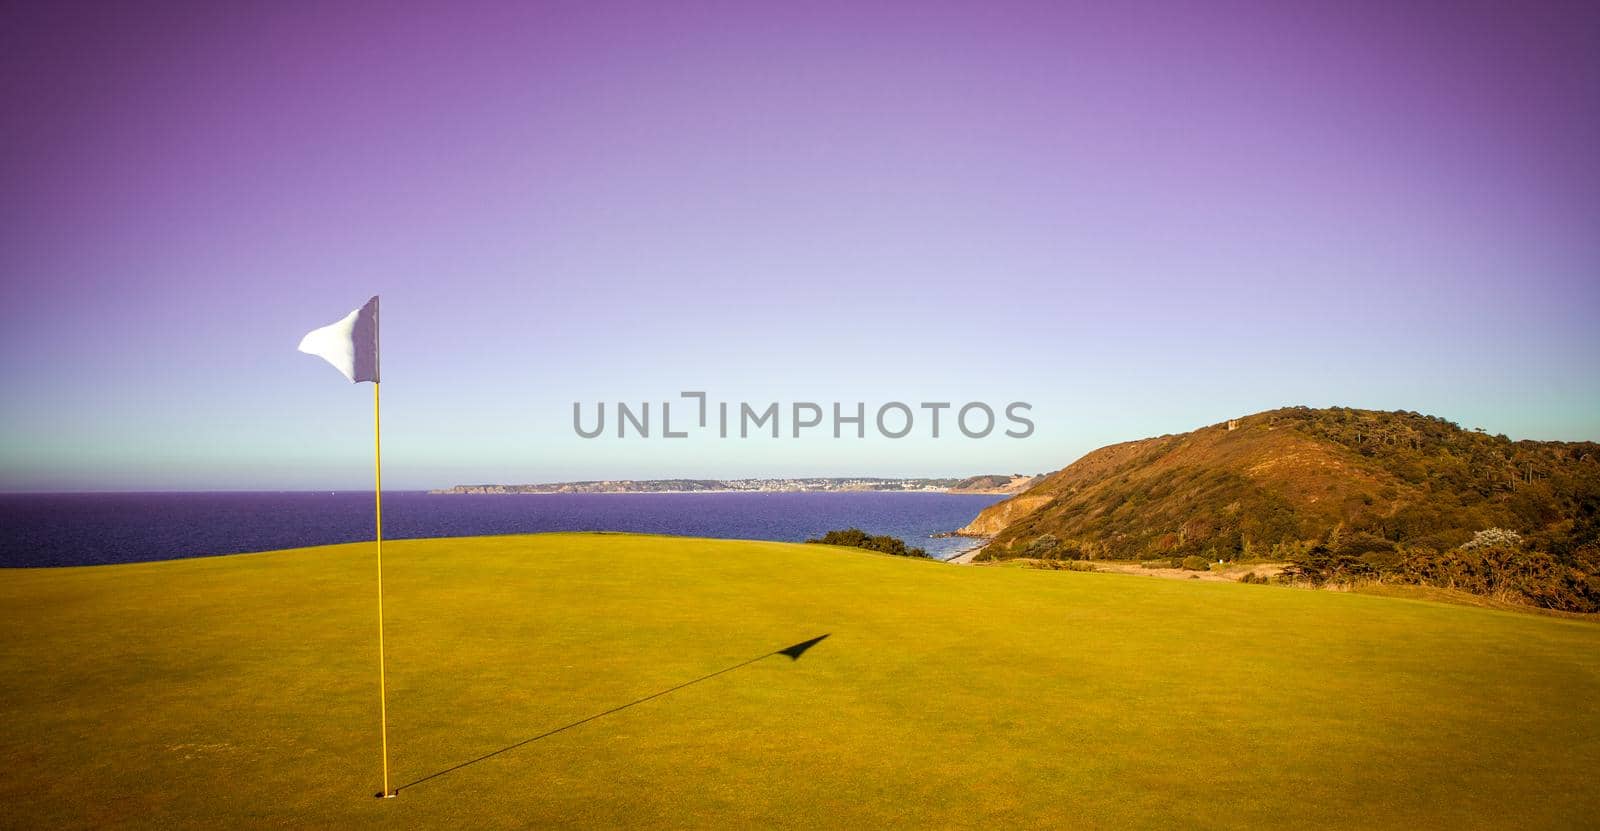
[{"left": 1, "top": 533, "right": 1596, "bottom": 829}]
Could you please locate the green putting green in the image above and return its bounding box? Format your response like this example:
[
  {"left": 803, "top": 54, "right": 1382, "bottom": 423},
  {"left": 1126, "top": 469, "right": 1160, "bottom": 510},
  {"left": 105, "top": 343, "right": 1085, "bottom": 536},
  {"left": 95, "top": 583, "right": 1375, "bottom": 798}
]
[{"left": 2, "top": 533, "right": 1596, "bottom": 828}]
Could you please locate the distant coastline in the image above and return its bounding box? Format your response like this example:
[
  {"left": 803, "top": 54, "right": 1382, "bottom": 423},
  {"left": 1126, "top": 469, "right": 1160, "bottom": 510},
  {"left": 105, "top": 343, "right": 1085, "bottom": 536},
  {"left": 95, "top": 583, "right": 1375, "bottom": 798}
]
[{"left": 430, "top": 474, "right": 1039, "bottom": 496}]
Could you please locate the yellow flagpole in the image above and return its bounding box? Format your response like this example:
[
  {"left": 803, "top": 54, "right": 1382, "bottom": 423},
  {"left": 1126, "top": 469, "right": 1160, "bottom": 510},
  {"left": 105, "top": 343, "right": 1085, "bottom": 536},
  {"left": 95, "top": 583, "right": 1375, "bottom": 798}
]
[{"left": 375, "top": 381, "right": 393, "bottom": 798}]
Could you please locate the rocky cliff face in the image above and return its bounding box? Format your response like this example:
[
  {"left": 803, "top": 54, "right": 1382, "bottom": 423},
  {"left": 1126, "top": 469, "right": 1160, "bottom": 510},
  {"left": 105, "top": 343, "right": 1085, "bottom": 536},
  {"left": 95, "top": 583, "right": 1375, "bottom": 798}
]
[{"left": 958, "top": 493, "right": 1052, "bottom": 535}]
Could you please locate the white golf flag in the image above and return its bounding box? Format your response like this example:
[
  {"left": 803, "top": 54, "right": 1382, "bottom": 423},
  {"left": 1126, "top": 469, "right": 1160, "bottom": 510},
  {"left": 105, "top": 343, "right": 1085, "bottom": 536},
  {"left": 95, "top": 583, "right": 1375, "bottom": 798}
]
[{"left": 298, "top": 296, "right": 380, "bottom": 383}]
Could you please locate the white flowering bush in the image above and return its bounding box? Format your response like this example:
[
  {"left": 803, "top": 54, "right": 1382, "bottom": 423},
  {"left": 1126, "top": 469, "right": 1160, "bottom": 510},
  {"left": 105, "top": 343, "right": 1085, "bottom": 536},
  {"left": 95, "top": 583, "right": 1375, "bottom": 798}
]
[{"left": 1462, "top": 528, "right": 1523, "bottom": 550}]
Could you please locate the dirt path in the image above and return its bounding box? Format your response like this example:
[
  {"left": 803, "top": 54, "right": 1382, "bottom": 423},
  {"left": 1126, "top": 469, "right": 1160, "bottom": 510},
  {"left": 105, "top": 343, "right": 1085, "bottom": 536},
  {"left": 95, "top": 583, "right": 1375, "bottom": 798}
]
[
  {"left": 1086, "top": 560, "right": 1287, "bottom": 582},
  {"left": 943, "top": 544, "right": 986, "bottom": 564},
  {"left": 953, "top": 553, "right": 1288, "bottom": 582}
]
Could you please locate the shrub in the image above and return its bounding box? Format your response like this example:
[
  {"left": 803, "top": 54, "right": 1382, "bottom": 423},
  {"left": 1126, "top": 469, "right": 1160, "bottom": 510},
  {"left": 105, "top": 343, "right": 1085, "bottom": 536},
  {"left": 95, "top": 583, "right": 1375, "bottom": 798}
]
[
  {"left": 1286, "top": 533, "right": 1404, "bottom": 584},
  {"left": 1334, "top": 532, "right": 1397, "bottom": 562},
  {"left": 1026, "top": 559, "right": 1096, "bottom": 572},
  {"left": 1462, "top": 527, "right": 1523, "bottom": 550},
  {"left": 1180, "top": 555, "right": 1209, "bottom": 571},
  {"left": 807, "top": 528, "right": 929, "bottom": 558},
  {"left": 1238, "top": 572, "right": 1270, "bottom": 585},
  {"left": 1026, "top": 534, "right": 1061, "bottom": 559},
  {"left": 1393, "top": 544, "right": 1597, "bottom": 612}
]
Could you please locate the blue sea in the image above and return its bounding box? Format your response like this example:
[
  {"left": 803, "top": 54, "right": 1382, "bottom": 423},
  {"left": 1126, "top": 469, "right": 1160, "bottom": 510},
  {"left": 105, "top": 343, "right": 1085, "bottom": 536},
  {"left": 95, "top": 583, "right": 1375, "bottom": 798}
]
[{"left": 0, "top": 491, "right": 1005, "bottom": 568}]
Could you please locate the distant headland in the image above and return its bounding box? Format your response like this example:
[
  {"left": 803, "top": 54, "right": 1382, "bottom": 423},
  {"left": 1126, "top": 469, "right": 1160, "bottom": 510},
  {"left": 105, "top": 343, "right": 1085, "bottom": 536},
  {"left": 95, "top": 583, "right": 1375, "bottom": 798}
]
[{"left": 430, "top": 474, "right": 1041, "bottom": 496}]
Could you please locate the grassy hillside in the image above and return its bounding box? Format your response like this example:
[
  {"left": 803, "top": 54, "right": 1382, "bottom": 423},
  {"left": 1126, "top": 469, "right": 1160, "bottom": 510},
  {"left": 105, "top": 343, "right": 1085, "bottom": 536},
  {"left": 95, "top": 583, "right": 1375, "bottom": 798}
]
[
  {"left": 2, "top": 533, "right": 1597, "bottom": 829},
  {"left": 965, "top": 407, "right": 1600, "bottom": 608}
]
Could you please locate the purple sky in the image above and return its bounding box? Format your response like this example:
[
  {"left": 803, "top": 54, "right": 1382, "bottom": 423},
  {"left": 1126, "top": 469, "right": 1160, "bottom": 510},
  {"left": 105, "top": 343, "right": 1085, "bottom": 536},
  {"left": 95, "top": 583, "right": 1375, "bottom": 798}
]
[{"left": 2, "top": 1, "right": 1597, "bottom": 490}]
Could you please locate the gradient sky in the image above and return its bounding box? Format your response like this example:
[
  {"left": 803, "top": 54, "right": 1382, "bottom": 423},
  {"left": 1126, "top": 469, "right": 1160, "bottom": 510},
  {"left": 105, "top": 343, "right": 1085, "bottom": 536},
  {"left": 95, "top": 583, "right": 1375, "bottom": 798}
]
[{"left": 3, "top": 1, "right": 1597, "bottom": 491}]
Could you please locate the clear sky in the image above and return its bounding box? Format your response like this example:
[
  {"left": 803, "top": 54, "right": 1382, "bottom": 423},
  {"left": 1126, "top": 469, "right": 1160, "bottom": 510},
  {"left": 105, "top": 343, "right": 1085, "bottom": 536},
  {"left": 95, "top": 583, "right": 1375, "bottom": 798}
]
[{"left": 3, "top": 1, "right": 1597, "bottom": 491}]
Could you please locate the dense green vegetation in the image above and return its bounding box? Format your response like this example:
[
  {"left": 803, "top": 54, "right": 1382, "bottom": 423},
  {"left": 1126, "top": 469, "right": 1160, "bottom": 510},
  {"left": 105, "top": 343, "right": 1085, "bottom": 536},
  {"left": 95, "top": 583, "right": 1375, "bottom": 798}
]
[
  {"left": 2, "top": 533, "right": 1596, "bottom": 828},
  {"left": 806, "top": 528, "right": 929, "bottom": 558},
  {"left": 975, "top": 407, "right": 1600, "bottom": 611},
  {"left": 1279, "top": 527, "right": 1600, "bottom": 612}
]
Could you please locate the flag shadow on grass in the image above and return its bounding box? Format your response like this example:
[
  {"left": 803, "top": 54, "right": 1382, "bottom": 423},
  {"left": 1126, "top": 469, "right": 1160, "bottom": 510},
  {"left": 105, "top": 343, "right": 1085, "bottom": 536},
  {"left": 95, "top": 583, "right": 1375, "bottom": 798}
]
[{"left": 395, "top": 634, "right": 830, "bottom": 794}]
